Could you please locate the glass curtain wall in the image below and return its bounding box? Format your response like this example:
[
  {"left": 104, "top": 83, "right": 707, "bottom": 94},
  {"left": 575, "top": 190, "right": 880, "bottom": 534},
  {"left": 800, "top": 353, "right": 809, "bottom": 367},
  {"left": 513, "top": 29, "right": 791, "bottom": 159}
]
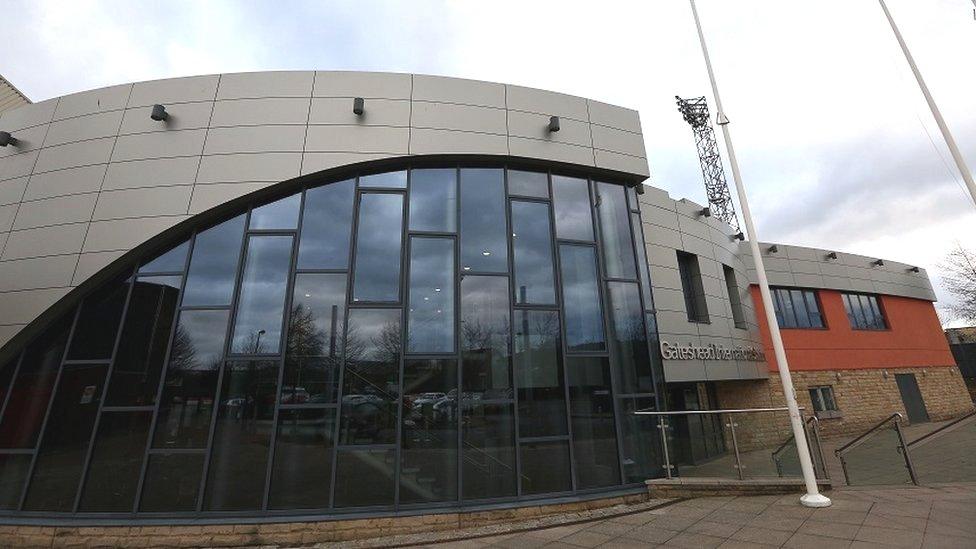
[{"left": 0, "top": 165, "right": 663, "bottom": 518}]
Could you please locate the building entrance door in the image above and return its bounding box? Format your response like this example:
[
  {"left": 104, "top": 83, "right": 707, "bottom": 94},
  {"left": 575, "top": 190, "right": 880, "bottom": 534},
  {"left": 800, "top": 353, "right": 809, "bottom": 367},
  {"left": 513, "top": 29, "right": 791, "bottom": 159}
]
[{"left": 895, "top": 373, "right": 930, "bottom": 424}]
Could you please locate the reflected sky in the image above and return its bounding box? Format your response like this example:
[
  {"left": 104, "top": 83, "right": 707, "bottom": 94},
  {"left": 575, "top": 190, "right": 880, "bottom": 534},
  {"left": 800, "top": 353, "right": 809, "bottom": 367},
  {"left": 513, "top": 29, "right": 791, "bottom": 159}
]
[
  {"left": 183, "top": 215, "right": 246, "bottom": 307},
  {"left": 596, "top": 183, "right": 637, "bottom": 279},
  {"left": 460, "top": 169, "right": 507, "bottom": 273},
  {"left": 298, "top": 179, "right": 354, "bottom": 270},
  {"left": 249, "top": 194, "right": 300, "bottom": 230},
  {"left": 353, "top": 193, "right": 404, "bottom": 302},
  {"left": 409, "top": 169, "right": 456, "bottom": 233},
  {"left": 231, "top": 236, "right": 293, "bottom": 354},
  {"left": 508, "top": 170, "right": 548, "bottom": 199},
  {"left": 552, "top": 175, "right": 593, "bottom": 241},
  {"left": 559, "top": 245, "right": 606, "bottom": 352},
  {"left": 139, "top": 241, "right": 188, "bottom": 274},
  {"left": 511, "top": 201, "right": 556, "bottom": 305}
]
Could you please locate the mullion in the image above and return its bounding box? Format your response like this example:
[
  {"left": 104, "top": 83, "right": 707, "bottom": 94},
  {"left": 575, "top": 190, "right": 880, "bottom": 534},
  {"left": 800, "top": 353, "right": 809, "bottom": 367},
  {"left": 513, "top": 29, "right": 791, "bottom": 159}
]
[
  {"left": 503, "top": 167, "right": 524, "bottom": 498},
  {"left": 0, "top": 352, "right": 24, "bottom": 426}
]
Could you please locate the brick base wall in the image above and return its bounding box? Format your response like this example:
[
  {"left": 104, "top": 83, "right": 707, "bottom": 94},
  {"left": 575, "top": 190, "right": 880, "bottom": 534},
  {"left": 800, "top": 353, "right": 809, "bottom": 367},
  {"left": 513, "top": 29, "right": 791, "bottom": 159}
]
[
  {"left": 714, "top": 366, "right": 973, "bottom": 443},
  {"left": 0, "top": 492, "right": 650, "bottom": 548}
]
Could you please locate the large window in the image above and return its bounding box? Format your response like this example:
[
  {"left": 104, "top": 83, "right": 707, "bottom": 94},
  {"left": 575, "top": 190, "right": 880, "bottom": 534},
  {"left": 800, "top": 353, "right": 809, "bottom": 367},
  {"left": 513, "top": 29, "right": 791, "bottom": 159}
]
[
  {"left": 0, "top": 165, "right": 664, "bottom": 518},
  {"left": 842, "top": 292, "right": 887, "bottom": 331},
  {"left": 771, "top": 288, "right": 824, "bottom": 329},
  {"left": 676, "top": 251, "right": 709, "bottom": 323}
]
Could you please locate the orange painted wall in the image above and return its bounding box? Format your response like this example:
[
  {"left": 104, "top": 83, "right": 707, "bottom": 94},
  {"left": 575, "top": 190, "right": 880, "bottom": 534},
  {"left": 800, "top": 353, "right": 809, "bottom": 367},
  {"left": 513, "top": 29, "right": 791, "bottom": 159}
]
[{"left": 750, "top": 287, "right": 956, "bottom": 372}]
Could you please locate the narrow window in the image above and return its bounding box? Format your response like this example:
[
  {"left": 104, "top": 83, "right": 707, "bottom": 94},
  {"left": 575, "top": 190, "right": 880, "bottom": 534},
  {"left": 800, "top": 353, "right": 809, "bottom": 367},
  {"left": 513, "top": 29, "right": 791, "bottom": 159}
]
[
  {"left": 676, "top": 251, "right": 709, "bottom": 323},
  {"left": 182, "top": 214, "right": 246, "bottom": 307},
  {"left": 409, "top": 169, "right": 457, "bottom": 233},
  {"left": 230, "top": 235, "right": 294, "bottom": 355},
  {"left": 809, "top": 386, "right": 840, "bottom": 418},
  {"left": 723, "top": 265, "right": 746, "bottom": 329},
  {"left": 460, "top": 169, "right": 507, "bottom": 273},
  {"left": 552, "top": 175, "right": 593, "bottom": 241},
  {"left": 559, "top": 244, "right": 606, "bottom": 352},
  {"left": 407, "top": 237, "right": 455, "bottom": 353},
  {"left": 511, "top": 201, "right": 556, "bottom": 305},
  {"left": 298, "top": 179, "right": 355, "bottom": 269},
  {"left": 595, "top": 182, "right": 637, "bottom": 279}
]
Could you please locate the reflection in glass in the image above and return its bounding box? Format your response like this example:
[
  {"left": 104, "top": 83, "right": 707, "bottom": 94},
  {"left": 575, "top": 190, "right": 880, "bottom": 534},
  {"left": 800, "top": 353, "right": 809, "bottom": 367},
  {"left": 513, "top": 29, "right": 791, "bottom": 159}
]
[
  {"left": 139, "top": 241, "right": 189, "bottom": 273},
  {"left": 339, "top": 309, "right": 400, "bottom": 445},
  {"left": 400, "top": 359, "right": 457, "bottom": 503},
  {"left": 23, "top": 363, "right": 108, "bottom": 511},
  {"left": 618, "top": 397, "right": 663, "bottom": 482},
  {"left": 204, "top": 360, "right": 279, "bottom": 511},
  {"left": 607, "top": 282, "right": 652, "bottom": 394},
  {"left": 298, "top": 179, "right": 355, "bottom": 269},
  {"left": 249, "top": 194, "right": 300, "bottom": 230},
  {"left": 462, "top": 402, "right": 517, "bottom": 500},
  {"left": 595, "top": 182, "right": 636, "bottom": 279},
  {"left": 360, "top": 170, "right": 407, "bottom": 189},
  {"left": 568, "top": 357, "right": 620, "bottom": 489},
  {"left": 153, "top": 310, "right": 229, "bottom": 448},
  {"left": 79, "top": 411, "right": 152, "bottom": 512},
  {"left": 520, "top": 440, "right": 571, "bottom": 495},
  {"left": 460, "top": 169, "right": 507, "bottom": 273},
  {"left": 552, "top": 175, "right": 593, "bottom": 241},
  {"left": 353, "top": 194, "right": 404, "bottom": 302},
  {"left": 631, "top": 212, "right": 655, "bottom": 310},
  {"left": 409, "top": 169, "right": 456, "bottom": 232},
  {"left": 183, "top": 215, "right": 246, "bottom": 307},
  {"left": 67, "top": 279, "right": 128, "bottom": 361},
  {"left": 408, "top": 238, "right": 455, "bottom": 354},
  {"left": 230, "top": 236, "right": 294, "bottom": 355},
  {"left": 0, "top": 454, "right": 31, "bottom": 510},
  {"left": 140, "top": 453, "right": 204, "bottom": 512},
  {"left": 559, "top": 245, "right": 606, "bottom": 352},
  {"left": 284, "top": 274, "right": 346, "bottom": 404},
  {"left": 514, "top": 310, "right": 566, "bottom": 437},
  {"left": 270, "top": 409, "right": 335, "bottom": 509},
  {"left": 0, "top": 318, "right": 70, "bottom": 449},
  {"left": 511, "top": 201, "right": 556, "bottom": 305},
  {"left": 461, "top": 276, "right": 511, "bottom": 396},
  {"left": 508, "top": 170, "right": 548, "bottom": 198},
  {"left": 334, "top": 448, "right": 395, "bottom": 507},
  {"left": 0, "top": 359, "right": 15, "bottom": 416},
  {"left": 106, "top": 276, "right": 181, "bottom": 406},
  {"left": 626, "top": 185, "right": 638, "bottom": 211}
]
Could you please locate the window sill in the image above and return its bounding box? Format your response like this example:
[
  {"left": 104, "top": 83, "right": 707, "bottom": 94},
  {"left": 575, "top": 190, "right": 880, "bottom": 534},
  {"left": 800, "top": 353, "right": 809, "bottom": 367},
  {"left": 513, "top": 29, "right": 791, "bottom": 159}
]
[{"left": 814, "top": 410, "right": 843, "bottom": 420}]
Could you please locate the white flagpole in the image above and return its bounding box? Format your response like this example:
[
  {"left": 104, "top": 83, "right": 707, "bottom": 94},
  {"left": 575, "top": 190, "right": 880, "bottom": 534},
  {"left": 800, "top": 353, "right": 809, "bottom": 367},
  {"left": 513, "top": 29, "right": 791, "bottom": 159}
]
[
  {"left": 687, "top": 0, "right": 830, "bottom": 508},
  {"left": 879, "top": 0, "right": 976, "bottom": 207}
]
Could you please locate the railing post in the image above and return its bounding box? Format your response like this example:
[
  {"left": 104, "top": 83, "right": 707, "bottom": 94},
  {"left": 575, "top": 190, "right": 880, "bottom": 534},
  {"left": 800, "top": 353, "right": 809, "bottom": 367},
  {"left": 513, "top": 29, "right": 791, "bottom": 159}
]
[
  {"left": 809, "top": 417, "right": 829, "bottom": 481},
  {"left": 893, "top": 420, "right": 919, "bottom": 486},
  {"left": 726, "top": 414, "right": 745, "bottom": 480},
  {"left": 658, "top": 416, "right": 672, "bottom": 480}
]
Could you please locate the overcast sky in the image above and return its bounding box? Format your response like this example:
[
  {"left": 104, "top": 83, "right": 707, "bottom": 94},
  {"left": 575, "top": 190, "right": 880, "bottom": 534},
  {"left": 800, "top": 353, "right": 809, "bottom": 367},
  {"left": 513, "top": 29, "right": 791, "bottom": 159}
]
[{"left": 2, "top": 0, "right": 974, "bottom": 324}]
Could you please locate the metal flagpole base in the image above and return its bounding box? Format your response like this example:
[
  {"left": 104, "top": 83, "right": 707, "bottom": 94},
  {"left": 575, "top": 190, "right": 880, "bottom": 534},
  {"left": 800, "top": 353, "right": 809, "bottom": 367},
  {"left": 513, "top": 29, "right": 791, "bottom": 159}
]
[{"left": 800, "top": 493, "right": 832, "bottom": 508}]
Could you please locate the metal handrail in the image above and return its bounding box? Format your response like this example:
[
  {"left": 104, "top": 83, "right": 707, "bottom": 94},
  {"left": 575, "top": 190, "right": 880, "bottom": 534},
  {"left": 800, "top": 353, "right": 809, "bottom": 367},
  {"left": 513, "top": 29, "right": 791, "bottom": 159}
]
[
  {"left": 771, "top": 416, "right": 828, "bottom": 480},
  {"left": 635, "top": 406, "right": 800, "bottom": 415},
  {"left": 907, "top": 408, "right": 976, "bottom": 449},
  {"left": 834, "top": 413, "right": 903, "bottom": 456}
]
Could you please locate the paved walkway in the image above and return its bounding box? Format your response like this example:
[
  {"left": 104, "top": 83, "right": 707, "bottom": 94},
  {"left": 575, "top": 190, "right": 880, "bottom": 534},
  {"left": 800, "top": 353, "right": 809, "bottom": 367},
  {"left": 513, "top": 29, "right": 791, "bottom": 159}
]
[{"left": 314, "top": 484, "right": 976, "bottom": 548}]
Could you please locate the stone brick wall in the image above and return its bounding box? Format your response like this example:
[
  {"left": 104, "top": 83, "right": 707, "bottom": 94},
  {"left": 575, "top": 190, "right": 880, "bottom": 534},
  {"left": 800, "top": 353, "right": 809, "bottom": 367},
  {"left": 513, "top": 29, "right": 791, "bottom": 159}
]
[
  {"left": 714, "top": 366, "right": 973, "bottom": 444},
  {"left": 0, "top": 492, "right": 649, "bottom": 548}
]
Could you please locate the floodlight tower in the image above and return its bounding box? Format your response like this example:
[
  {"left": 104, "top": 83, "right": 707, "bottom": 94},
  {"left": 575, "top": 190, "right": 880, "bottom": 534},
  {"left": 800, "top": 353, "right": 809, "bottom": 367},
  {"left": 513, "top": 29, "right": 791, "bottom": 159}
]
[{"left": 676, "top": 95, "right": 741, "bottom": 233}]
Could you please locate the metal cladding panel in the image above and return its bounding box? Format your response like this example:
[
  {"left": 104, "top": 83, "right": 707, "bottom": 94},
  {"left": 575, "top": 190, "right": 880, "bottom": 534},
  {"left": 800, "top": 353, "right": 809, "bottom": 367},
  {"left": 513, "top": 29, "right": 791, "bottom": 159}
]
[
  {"left": 0, "top": 71, "right": 649, "bottom": 350},
  {"left": 636, "top": 188, "right": 938, "bottom": 384}
]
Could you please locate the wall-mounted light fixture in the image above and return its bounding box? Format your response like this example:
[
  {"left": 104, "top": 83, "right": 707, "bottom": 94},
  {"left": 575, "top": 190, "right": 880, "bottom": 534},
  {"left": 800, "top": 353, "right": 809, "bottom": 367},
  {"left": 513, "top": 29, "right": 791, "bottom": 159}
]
[
  {"left": 353, "top": 97, "right": 365, "bottom": 116},
  {"left": 826, "top": 252, "right": 838, "bottom": 260},
  {"left": 0, "top": 131, "right": 17, "bottom": 147},
  {"left": 908, "top": 266, "right": 920, "bottom": 273},
  {"left": 767, "top": 245, "right": 779, "bottom": 254},
  {"left": 700, "top": 207, "right": 711, "bottom": 218},
  {"left": 872, "top": 259, "right": 885, "bottom": 267},
  {"left": 835, "top": 372, "right": 842, "bottom": 382},
  {"left": 150, "top": 104, "right": 168, "bottom": 121},
  {"left": 733, "top": 232, "right": 745, "bottom": 241},
  {"left": 548, "top": 116, "right": 560, "bottom": 133},
  {"left": 882, "top": 370, "right": 889, "bottom": 379}
]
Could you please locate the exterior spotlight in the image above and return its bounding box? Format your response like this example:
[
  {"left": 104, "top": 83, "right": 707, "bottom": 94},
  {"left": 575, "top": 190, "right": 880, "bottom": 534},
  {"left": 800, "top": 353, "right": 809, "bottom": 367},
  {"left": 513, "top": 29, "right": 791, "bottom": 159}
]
[
  {"left": 634, "top": 184, "right": 645, "bottom": 195},
  {"left": 908, "top": 266, "right": 920, "bottom": 273},
  {"left": 732, "top": 232, "right": 745, "bottom": 241},
  {"left": 548, "top": 116, "right": 560, "bottom": 133},
  {"left": 826, "top": 252, "right": 838, "bottom": 260},
  {"left": 767, "top": 245, "right": 779, "bottom": 254},
  {"left": 353, "top": 97, "right": 365, "bottom": 116},
  {"left": 872, "top": 259, "right": 885, "bottom": 267},
  {"left": 700, "top": 207, "right": 711, "bottom": 217},
  {"left": 0, "top": 131, "right": 16, "bottom": 147},
  {"left": 150, "top": 104, "right": 168, "bottom": 121}
]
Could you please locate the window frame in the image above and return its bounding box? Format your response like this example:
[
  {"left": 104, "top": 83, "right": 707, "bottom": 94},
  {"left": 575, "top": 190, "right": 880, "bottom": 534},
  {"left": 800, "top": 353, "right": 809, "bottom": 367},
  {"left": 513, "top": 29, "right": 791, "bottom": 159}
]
[
  {"left": 770, "top": 287, "right": 826, "bottom": 330},
  {"left": 808, "top": 385, "right": 841, "bottom": 419},
  {"left": 841, "top": 292, "right": 889, "bottom": 331}
]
